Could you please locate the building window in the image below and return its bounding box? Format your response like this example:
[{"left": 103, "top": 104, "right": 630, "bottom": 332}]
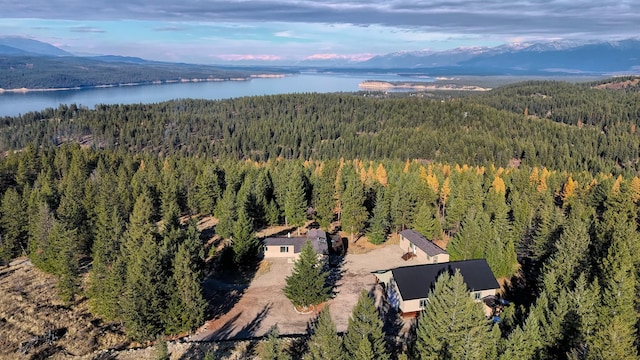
[
  {"left": 433, "top": 255, "right": 438, "bottom": 263},
  {"left": 280, "top": 246, "right": 289, "bottom": 253},
  {"left": 474, "top": 292, "right": 481, "bottom": 300},
  {"left": 419, "top": 299, "right": 428, "bottom": 309}
]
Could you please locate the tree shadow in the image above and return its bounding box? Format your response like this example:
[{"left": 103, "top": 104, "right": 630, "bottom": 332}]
[
  {"left": 235, "top": 304, "right": 272, "bottom": 339},
  {"left": 326, "top": 255, "right": 345, "bottom": 298},
  {"left": 202, "top": 303, "right": 271, "bottom": 341},
  {"left": 369, "top": 282, "right": 409, "bottom": 354},
  {"left": 202, "top": 240, "right": 263, "bottom": 323}
]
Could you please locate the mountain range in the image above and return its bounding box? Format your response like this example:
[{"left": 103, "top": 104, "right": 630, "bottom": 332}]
[
  {"left": 1, "top": 36, "right": 640, "bottom": 76},
  {"left": 303, "top": 39, "right": 640, "bottom": 74}
]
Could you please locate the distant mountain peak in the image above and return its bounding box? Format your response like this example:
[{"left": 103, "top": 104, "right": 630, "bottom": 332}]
[
  {"left": 357, "top": 38, "right": 640, "bottom": 73},
  {"left": 0, "top": 36, "right": 72, "bottom": 56}
]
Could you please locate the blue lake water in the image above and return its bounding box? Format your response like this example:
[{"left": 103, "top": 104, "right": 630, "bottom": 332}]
[{"left": 0, "top": 72, "right": 431, "bottom": 117}]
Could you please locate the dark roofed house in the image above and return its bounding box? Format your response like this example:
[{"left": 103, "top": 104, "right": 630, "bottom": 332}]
[
  {"left": 399, "top": 229, "right": 449, "bottom": 264},
  {"left": 263, "top": 230, "right": 329, "bottom": 261},
  {"left": 374, "top": 259, "right": 499, "bottom": 316}
]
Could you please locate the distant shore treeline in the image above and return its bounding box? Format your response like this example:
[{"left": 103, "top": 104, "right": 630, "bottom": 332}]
[{"left": 0, "top": 55, "right": 290, "bottom": 90}]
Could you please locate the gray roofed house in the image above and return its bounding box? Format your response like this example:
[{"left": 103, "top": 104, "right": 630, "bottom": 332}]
[
  {"left": 399, "top": 229, "right": 449, "bottom": 264},
  {"left": 374, "top": 259, "right": 500, "bottom": 316},
  {"left": 262, "top": 230, "right": 329, "bottom": 260}
]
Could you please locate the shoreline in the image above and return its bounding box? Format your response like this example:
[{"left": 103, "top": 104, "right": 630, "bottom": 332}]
[
  {"left": 358, "top": 80, "right": 491, "bottom": 92},
  {"left": 0, "top": 73, "right": 288, "bottom": 94}
]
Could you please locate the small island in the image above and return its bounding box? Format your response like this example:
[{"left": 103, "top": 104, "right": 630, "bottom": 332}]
[{"left": 358, "top": 80, "right": 491, "bottom": 92}]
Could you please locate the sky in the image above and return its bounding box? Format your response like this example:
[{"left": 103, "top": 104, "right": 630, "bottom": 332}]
[{"left": 0, "top": 0, "right": 638, "bottom": 64}]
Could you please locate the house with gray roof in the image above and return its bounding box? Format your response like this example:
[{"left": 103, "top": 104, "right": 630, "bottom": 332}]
[
  {"left": 399, "top": 229, "right": 449, "bottom": 264},
  {"left": 374, "top": 259, "right": 500, "bottom": 316},
  {"left": 262, "top": 229, "right": 329, "bottom": 261}
]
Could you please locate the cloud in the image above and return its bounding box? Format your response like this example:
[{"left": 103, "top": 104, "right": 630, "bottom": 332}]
[
  {"left": 69, "top": 26, "right": 105, "bottom": 33},
  {"left": 153, "top": 26, "right": 187, "bottom": 31},
  {"left": 215, "top": 54, "right": 283, "bottom": 61},
  {"left": 305, "top": 53, "right": 375, "bottom": 61},
  {"left": 273, "top": 30, "right": 303, "bottom": 38},
  {"left": 0, "top": 0, "right": 638, "bottom": 40}
]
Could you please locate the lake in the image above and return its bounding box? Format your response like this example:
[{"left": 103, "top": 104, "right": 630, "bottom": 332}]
[{"left": 0, "top": 72, "right": 431, "bottom": 117}]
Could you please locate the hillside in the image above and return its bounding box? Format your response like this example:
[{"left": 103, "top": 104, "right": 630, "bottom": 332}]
[
  {"left": 2, "top": 80, "right": 640, "bottom": 174},
  {"left": 0, "top": 55, "right": 288, "bottom": 90},
  {"left": 1, "top": 80, "right": 640, "bottom": 358}
]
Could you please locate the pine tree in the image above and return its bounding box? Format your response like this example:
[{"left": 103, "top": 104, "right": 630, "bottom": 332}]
[
  {"left": 89, "top": 204, "right": 126, "bottom": 319},
  {"left": 354, "top": 337, "right": 375, "bottom": 360},
  {"left": 415, "top": 270, "right": 496, "bottom": 360},
  {"left": 305, "top": 306, "right": 343, "bottom": 360},
  {"left": 50, "top": 221, "right": 80, "bottom": 303},
  {"left": 283, "top": 241, "right": 330, "bottom": 310},
  {"left": 164, "top": 234, "right": 206, "bottom": 334},
  {"left": 590, "top": 230, "right": 638, "bottom": 359},
  {"left": 232, "top": 209, "right": 260, "bottom": 269},
  {"left": 260, "top": 325, "right": 291, "bottom": 360},
  {"left": 121, "top": 192, "right": 166, "bottom": 341},
  {"left": 366, "top": 189, "right": 390, "bottom": 245},
  {"left": 411, "top": 200, "right": 440, "bottom": 241},
  {"left": 343, "top": 290, "right": 388, "bottom": 360},
  {"left": 284, "top": 166, "right": 307, "bottom": 230},
  {"left": 312, "top": 161, "right": 338, "bottom": 230},
  {"left": 28, "top": 203, "right": 56, "bottom": 273},
  {"left": 340, "top": 173, "right": 368, "bottom": 243},
  {"left": 191, "top": 165, "right": 222, "bottom": 215},
  {"left": 0, "top": 187, "right": 28, "bottom": 261},
  {"left": 215, "top": 188, "right": 237, "bottom": 239}
]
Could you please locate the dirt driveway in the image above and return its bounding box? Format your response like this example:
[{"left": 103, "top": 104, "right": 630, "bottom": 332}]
[{"left": 189, "top": 243, "right": 415, "bottom": 341}]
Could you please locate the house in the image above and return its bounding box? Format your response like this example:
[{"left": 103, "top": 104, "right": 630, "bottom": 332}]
[
  {"left": 399, "top": 229, "right": 449, "bottom": 264},
  {"left": 374, "top": 259, "right": 500, "bottom": 316},
  {"left": 262, "top": 229, "right": 329, "bottom": 261}
]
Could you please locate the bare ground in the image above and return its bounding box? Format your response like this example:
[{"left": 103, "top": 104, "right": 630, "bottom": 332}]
[
  {"left": 0, "top": 259, "right": 128, "bottom": 360},
  {"left": 189, "top": 242, "right": 416, "bottom": 341}
]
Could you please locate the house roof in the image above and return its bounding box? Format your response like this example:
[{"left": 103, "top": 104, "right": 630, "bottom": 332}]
[
  {"left": 391, "top": 259, "right": 499, "bottom": 300},
  {"left": 263, "top": 235, "right": 329, "bottom": 254},
  {"left": 399, "top": 229, "right": 447, "bottom": 256},
  {"left": 307, "top": 229, "right": 327, "bottom": 240}
]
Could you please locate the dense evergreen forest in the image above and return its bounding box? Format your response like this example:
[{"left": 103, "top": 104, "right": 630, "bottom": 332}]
[
  {"left": 1, "top": 78, "right": 640, "bottom": 358},
  {"left": 0, "top": 55, "right": 282, "bottom": 89}
]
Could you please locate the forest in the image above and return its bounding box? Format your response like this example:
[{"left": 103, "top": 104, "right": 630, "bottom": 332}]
[
  {"left": 1, "top": 77, "right": 640, "bottom": 359},
  {"left": 0, "top": 55, "right": 284, "bottom": 89}
]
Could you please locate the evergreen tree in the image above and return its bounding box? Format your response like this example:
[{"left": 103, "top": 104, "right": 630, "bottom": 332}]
[
  {"left": 191, "top": 165, "right": 222, "bottom": 215},
  {"left": 260, "top": 325, "right": 291, "bottom": 360},
  {"left": 366, "top": 188, "right": 390, "bottom": 245},
  {"left": 232, "top": 209, "right": 260, "bottom": 269},
  {"left": 214, "top": 188, "right": 237, "bottom": 239},
  {"left": 312, "top": 161, "right": 338, "bottom": 230},
  {"left": 590, "top": 229, "right": 638, "bottom": 359},
  {"left": 305, "top": 306, "right": 343, "bottom": 360},
  {"left": 0, "top": 187, "right": 28, "bottom": 261},
  {"left": 283, "top": 241, "right": 330, "bottom": 310},
  {"left": 354, "top": 337, "right": 375, "bottom": 360},
  {"left": 415, "top": 270, "right": 497, "bottom": 360},
  {"left": 341, "top": 173, "right": 368, "bottom": 242},
  {"left": 164, "top": 237, "right": 206, "bottom": 334},
  {"left": 411, "top": 200, "right": 440, "bottom": 241},
  {"left": 28, "top": 203, "right": 56, "bottom": 273},
  {"left": 447, "top": 208, "right": 488, "bottom": 261},
  {"left": 121, "top": 192, "right": 166, "bottom": 341},
  {"left": 284, "top": 165, "right": 308, "bottom": 230},
  {"left": 88, "top": 189, "right": 126, "bottom": 320},
  {"left": 343, "top": 290, "right": 388, "bottom": 360},
  {"left": 50, "top": 221, "right": 80, "bottom": 303}
]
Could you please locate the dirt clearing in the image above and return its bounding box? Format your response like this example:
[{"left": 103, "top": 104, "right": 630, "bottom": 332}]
[{"left": 189, "top": 243, "right": 414, "bottom": 341}]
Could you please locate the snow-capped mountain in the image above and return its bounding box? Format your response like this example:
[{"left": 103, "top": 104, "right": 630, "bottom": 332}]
[{"left": 351, "top": 39, "right": 640, "bottom": 73}]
